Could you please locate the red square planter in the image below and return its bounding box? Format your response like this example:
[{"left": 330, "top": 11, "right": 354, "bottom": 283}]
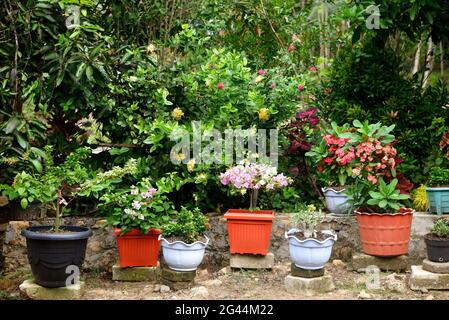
[
  {"left": 224, "top": 209, "right": 275, "bottom": 255},
  {"left": 114, "top": 228, "right": 161, "bottom": 268}
]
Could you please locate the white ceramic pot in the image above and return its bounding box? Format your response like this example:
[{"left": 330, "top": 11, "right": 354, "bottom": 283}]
[
  {"left": 285, "top": 228, "right": 337, "bottom": 270},
  {"left": 159, "top": 235, "right": 209, "bottom": 271},
  {"left": 322, "top": 187, "right": 353, "bottom": 214}
]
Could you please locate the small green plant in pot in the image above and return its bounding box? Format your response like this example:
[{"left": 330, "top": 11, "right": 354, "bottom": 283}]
[
  {"left": 159, "top": 207, "right": 209, "bottom": 271},
  {"left": 0, "top": 147, "right": 93, "bottom": 288},
  {"left": 426, "top": 167, "right": 449, "bottom": 215},
  {"left": 285, "top": 204, "right": 337, "bottom": 270},
  {"left": 424, "top": 218, "right": 449, "bottom": 263}
]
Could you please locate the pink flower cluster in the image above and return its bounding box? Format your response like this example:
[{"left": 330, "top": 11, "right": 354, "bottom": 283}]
[{"left": 220, "top": 163, "right": 292, "bottom": 191}]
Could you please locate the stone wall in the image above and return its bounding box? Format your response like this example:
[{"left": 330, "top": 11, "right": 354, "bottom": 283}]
[{"left": 0, "top": 212, "right": 439, "bottom": 274}]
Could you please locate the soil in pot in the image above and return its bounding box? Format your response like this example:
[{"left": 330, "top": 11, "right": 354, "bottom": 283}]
[
  {"left": 289, "top": 231, "right": 334, "bottom": 241},
  {"left": 21, "top": 225, "right": 92, "bottom": 288},
  {"left": 163, "top": 235, "right": 208, "bottom": 244},
  {"left": 424, "top": 233, "right": 449, "bottom": 263}
]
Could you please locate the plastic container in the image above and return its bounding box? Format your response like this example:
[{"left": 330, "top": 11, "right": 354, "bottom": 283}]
[
  {"left": 426, "top": 187, "right": 449, "bottom": 215},
  {"left": 114, "top": 228, "right": 161, "bottom": 267}
]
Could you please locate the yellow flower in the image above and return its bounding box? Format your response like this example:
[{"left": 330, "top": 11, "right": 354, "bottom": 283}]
[
  {"left": 255, "top": 75, "right": 264, "bottom": 83},
  {"left": 173, "top": 152, "right": 186, "bottom": 162},
  {"left": 240, "top": 189, "right": 247, "bottom": 195},
  {"left": 258, "top": 108, "right": 269, "bottom": 121},
  {"left": 187, "top": 159, "right": 195, "bottom": 172},
  {"left": 171, "top": 107, "right": 184, "bottom": 120}
]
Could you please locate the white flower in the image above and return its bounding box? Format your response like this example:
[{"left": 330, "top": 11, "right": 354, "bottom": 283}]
[
  {"left": 132, "top": 200, "right": 141, "bottom": 210},
  {"left": 130, "top": 186, "right": 138, "bottom": 195}
]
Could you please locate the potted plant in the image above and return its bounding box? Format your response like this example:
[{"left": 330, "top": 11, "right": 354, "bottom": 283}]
[
  {"left": 98, "top": 179, "right": 174, "bottom": 268},
  {"left": 306, "top": 122, "right": 355, "bottom": 214},
  {"left": 426, "top": 130, "right": 449, "bottom": 215},
  {"left": 285, "top": 204, "right": 337, "bottom": 270},
  {"left": 424, "top": 218, "right": 449, "bottom": 263},
  {"left": 426, "top": 168, "right": 449, "bottom": 215},
  {"left": 0, "top": 147, "right": 93, "bottom": 288},
  {"left": 219, "top": 162, "right": 292, "bottom": 255},
  {"left": 159, "top": 206, "right": 209, "bottom": 271}
]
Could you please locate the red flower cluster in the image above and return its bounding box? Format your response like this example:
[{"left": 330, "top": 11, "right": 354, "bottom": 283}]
[
  {"left": 319, "top": 133, "right": 412, "bottom": 193},
  {"left": 287, "top": 108, "right": 319, "bottom": 153},
  {"left": 440, "top": 130, "right": 449, "bottom": 160}
]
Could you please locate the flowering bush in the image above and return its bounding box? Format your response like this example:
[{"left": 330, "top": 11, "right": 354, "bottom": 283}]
[
  {"left": 99, "top": 179, "right": 174, "bottom": 234},
  {"left": 306, "top": 120, "right": 411, "bottom": 191},
  {"left": 287, "top": 107, "right": 320, "bottom": 154},
  {"left": 220, "top": 162, "right": 293, "bottom": 211},
  {"left": 440, "top": 130, "right": 449, "bottom": 160}
]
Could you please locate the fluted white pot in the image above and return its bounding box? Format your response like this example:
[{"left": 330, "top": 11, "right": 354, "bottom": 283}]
[
  {"left": 159, "top": 235, "right": 209, "bottom": 271},
  {"left": 285, "top": 228, "right": 337, "bottom": 270},
  {"left": 322, "top": 187, "right": 353, "bottom": 214}
]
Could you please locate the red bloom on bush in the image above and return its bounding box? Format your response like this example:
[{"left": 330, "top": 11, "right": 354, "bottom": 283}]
[
  {"left": 288, "top": 43, "right": 295, "bottom": 52},
  {"left": 322, "top": 157, "right": 333, "bottom": 165},
  {"left": 216, "top": 82, "right": 224, "bottom": 90},
  {"left": 309, "top": 66, "right": 317, "bottom": 72},
  {"left": 270, "top": 82, "right": 276, "bottom": 89},
  {"left": 258, "top": 69, "right": 265, "bottom": 75},
  {"left": 297, "top": 84, "right": 305, "bottom": 91}
]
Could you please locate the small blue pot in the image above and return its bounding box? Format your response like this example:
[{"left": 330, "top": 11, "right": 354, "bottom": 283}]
[{"left": 426, "top": 187, "right": 449, "bottom": 215}]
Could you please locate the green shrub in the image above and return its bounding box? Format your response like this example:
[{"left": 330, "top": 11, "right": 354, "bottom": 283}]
[
  {"left": 162, "top": 207, "right": 208, "bottom": 243},
  {"left": 428, "top": 168, "right": 449, "bottom": 186},
  {"left": 432, "top": 219, "right": 449, "bottom": 238}
]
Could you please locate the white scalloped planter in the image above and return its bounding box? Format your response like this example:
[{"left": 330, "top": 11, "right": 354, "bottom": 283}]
[
  {"left": 322, "top": 187, "right": 353, "bottom": 214},
  {"left": 159, "top": 235, "right": 210, "bottom": 271},
  {"left": 285, "top": 228, "right": 337, "bottom": 270}
]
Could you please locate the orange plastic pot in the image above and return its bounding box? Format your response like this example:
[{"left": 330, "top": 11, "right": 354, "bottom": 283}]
[
  {"left": 114, "top": 228, "right": 161, "bottom": 267},
  {"left": 356, "top": 207, "right": 414, "bottom": 257},
  {"left": 224, "top": 209, "right": 275, "bottom": 255}
]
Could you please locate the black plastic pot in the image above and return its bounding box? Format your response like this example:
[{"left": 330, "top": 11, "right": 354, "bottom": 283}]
[
  {"left": 21, "top": 226, "right": 92, "bottom": 288},
  {"left": 424, "top": 233, "right": 449, "bottom": 263}
]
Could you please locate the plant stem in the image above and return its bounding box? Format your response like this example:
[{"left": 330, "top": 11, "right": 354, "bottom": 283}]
[
  {"left": 55, "top": 190, "right": 62, "bottom": 231},
  {"left": 249, "top": 189, "right": 259, "bottom": 211}
]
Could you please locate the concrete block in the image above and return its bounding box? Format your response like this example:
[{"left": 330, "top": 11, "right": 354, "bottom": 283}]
[
  {"left": 112, "top": 263, "right": 159, "bottom": 282},
  {"left": 19, "top": 279, "right": 84, "bottom": 300},
  {"left": 410, "top": 265, "right": 449, "bottom": 291},
  {"left": 350, "top": 253, "right": 408, "bottom": 272},
  {"left": 284, "top": 274, "right": 335, "bottom": 295},
  {"left": 161, "top": 268, "right": 196, "bottom": 290},
  {"left": 230, "top": 252, "right": 274, "bottom": 269},
  {"left": 423, "top": 259, "right": 449, "bottom": 274}
]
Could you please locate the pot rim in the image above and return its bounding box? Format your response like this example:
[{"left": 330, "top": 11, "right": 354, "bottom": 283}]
[
  {"left": 285, "top": 228, "right": 337, "bottom": 243},
  {"left": 355, "top": 208, "right": 415, "bottom": 216},
  {"left": 424, "top": 233, "right": 449, "bottom": 242},
  {"left": 322, "top": 187, "right": 347, "bottom": 193},
  {"left": 426, "top": 186, "right": 449, "bottom": 190},
  {"left": 21, "top": 225, "right": 92, "bottom": 241},
  {"left": 158, "top": 234, "right": 210, "bottom": 247},
  {"left": 114, "top": 227, "right": 161, "bottom": 236}
]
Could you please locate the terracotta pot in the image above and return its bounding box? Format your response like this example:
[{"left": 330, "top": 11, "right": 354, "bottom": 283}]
[
  {"left": 224, "top": 209, "right": 275, "bottom": 255},
  {"left": 114, "top": 228, "right": 161, "bottom": 267},
  {"left": 355, "top": 208, "right": 414, "bottom": 257}
]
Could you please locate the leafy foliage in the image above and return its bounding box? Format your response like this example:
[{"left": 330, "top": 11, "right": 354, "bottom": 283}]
[
  {"left": 428, "top": 168, "right": 449, "bottom": 187},
  {"left": 431, "top": 218, "right": 449, "bottom": 238},
  {"left": 162, "top": 206, "right": 208, "bottom": 243}
]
